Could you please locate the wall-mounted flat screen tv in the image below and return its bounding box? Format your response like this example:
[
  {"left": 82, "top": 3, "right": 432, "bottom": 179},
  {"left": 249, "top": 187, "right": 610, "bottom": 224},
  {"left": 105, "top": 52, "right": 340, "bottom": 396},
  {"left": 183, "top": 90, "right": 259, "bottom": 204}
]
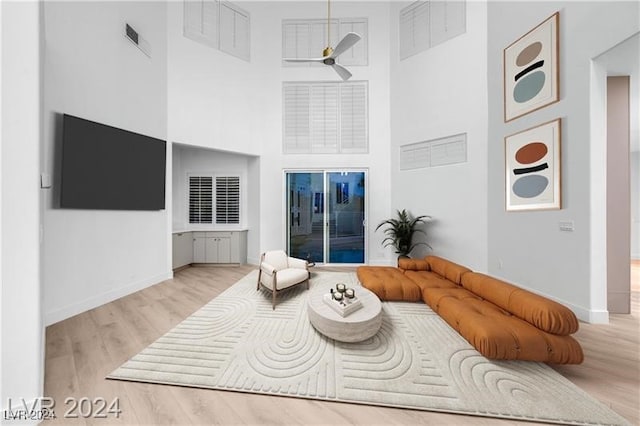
[{"left": 61, "top": 114, "right": 166, "bottom": 210}]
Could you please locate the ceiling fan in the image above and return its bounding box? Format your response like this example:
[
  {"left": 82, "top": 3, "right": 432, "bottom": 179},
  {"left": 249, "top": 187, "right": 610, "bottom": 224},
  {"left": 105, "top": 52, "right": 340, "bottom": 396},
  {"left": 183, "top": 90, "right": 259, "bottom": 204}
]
[{"left": 283, "top": 0, "right": 361, "bottom": 81}]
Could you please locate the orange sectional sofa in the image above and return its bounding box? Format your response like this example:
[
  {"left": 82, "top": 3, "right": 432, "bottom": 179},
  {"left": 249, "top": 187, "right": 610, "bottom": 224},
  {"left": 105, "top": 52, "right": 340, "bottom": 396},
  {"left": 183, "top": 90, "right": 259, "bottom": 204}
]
[{"left": 356, "top": 255, "right": 584, "bottom": 364}]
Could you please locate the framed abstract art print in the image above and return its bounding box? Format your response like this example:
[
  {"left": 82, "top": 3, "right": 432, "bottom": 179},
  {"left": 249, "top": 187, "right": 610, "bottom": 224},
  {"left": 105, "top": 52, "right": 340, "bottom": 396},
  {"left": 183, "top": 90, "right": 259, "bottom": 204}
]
[
  {"left": 504, "top": 12, "right": 559, "bottom": 122},
  {"left": 505, "top": 118, "right": 561, "bottom": 211}
]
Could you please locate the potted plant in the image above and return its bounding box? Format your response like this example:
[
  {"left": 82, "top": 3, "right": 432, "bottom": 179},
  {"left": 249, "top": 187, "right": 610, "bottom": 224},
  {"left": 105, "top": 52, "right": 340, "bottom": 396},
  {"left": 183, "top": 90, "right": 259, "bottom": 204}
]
[{"left": 375, "top": 209, "right": 431, "bottom": 257}]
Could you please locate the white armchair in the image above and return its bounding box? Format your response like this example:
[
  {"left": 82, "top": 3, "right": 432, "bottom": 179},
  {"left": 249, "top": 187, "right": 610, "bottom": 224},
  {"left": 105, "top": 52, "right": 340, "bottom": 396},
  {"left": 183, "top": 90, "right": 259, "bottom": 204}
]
[{"left": 257, "top": 250, "right": 310, "bottom": 309}]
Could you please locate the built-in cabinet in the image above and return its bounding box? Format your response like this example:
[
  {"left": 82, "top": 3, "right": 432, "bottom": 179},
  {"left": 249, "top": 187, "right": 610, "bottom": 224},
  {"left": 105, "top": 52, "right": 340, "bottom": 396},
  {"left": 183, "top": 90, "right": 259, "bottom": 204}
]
[
  {"left": 172, "top": 232, "right": 194, "bottom": 269},
  {"left": 173, "top": 230, "right": 247, "bottom": 269}
]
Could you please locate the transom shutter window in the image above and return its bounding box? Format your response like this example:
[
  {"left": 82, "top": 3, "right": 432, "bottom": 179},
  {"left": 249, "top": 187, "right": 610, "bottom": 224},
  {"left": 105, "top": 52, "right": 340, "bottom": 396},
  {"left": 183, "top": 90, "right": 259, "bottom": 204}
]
[
  {"left": 184, "top": 0, "right": 219, "bottom": 49},
  {"left": 189, "top": 176, "right": 213, "bottom": 224},
  {"left": 283, "top": 81, "right": 368, "bottom": 154},
  {"left": 399, "top": 0, "right": 466, "bottom": 60},
  {"left": 282, "top": 18, "right": 367, "bottom": 66},
  {"left": 219, "top": 3, "right": 250, "bottom": 61},
  {"left": 338, "top": 19, "right": 369, "bottom": 66},
  {"left": 184, "top": 0, "right": 250, "bottom": 61},
  {"left": 215, "top": 176, "right": 240, "bottom": 224},
  {"left": 399, "top": 1, "right": 430, "bottom": 59}
]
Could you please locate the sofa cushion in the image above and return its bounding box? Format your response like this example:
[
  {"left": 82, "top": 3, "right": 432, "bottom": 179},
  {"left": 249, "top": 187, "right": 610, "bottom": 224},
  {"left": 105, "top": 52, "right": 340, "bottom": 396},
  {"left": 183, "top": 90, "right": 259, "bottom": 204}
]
[
  {"left": 425, "top": 256, "right": 472, "bottom": 285},
  {"left": 404, "top": 270, "right": 458, "bottom": 292},
  {"left": 397, "top": 257, "right": 430, "bottom": 271},
  {"left": 436, "top": 296, "right": 584, "bottom": 364},
  {"left": 421, "top": 286, "right": 480, "bottom": 313},
  {"left": 356, "top": 266, "right": 421, "bottom": 302},
  {"left": 461, "top": 272, "right": 579, "bottom": 336}
]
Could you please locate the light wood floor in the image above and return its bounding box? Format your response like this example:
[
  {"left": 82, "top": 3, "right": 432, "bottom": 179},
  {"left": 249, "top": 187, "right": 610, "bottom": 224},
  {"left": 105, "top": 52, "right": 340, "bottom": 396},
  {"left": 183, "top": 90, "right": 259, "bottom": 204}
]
[{"left": 44, "top": 265, "right": 640, "bottom": 425}]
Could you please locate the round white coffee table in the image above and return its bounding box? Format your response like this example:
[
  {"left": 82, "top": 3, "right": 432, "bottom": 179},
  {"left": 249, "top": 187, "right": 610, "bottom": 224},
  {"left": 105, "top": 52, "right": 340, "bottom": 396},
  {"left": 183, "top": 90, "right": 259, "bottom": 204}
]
[{"left": 307, "top": 285, "right": 382, "bottom": 343}]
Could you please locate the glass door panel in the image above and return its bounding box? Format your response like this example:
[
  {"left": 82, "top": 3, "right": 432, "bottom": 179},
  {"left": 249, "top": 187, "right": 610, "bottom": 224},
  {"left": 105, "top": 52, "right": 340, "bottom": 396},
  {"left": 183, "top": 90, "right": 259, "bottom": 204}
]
[
  {"left": 286, "top": 172, "right": 324, "bottom": 264},
  {"left": 327, "top": 172, "right": 365, "bottom": 263}
]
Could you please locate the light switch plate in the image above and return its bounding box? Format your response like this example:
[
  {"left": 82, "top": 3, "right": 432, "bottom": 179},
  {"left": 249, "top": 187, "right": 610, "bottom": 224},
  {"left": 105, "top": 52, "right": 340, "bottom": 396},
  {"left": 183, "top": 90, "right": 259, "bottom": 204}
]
[
  {"left": 40, "top": 173, "right": 52, "bottom": 188},
  {"left": 559, "top": 221, "right": 574, "bottom": 232}
]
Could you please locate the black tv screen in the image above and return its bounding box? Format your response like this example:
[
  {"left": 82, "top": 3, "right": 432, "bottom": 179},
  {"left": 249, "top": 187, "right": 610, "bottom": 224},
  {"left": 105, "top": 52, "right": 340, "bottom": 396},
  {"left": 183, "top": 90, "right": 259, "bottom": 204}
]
[{"left": 61, "top": 114, "right": 166, "bottom": 210}]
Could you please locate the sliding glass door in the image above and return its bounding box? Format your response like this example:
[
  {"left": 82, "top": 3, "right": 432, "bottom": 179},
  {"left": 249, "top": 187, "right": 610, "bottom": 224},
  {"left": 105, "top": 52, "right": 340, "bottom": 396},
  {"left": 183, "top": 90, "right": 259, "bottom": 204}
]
[
  {"left": 286, "top": 170, "right": 366, "bottom": 264},
  {"left": 287, "top": 172, "right": 325, "bottom": 264}
]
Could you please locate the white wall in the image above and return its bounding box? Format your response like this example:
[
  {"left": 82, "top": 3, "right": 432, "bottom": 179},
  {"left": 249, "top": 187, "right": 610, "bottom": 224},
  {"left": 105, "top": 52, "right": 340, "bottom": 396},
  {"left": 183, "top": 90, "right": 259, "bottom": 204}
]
[
  {"left": 1, "top": 0, "right": 44, "bottom": 413},
  {"left": 167, "top": 1, "right": 259, "bottom": 154},
  {"left": 389, "top": 1, "right": 489, "bottom": 271},
  {"left": 487, "top": 2, "right": 640, "bottom": 322},
  {"left": 168, "top": 1, "right": 393, "bottom": 265},
  {"left": 43, "top": 1, "right": 170, "bottom": 325}
]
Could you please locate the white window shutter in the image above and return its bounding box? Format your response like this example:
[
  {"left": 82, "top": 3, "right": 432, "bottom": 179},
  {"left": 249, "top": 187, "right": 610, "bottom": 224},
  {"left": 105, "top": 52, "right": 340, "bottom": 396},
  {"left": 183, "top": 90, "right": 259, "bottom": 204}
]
[
  {"left": 340, "top": 82, "right": 368, "bottom": 153},
  {"left": 284, "top": 18, "right": 365, "bottom": 66},
  {"left": 184, "top": 0, "right": 202, "bottom": 37},
  {"left": 184, "top": 0, "right": 219, "bottom": 49},
  {"left": 202, "top": 0, "right": 219, "bottom": 43},
  {"left": 215, "top": 176, "right": 240, "bottom": 224},
  {"left": 283, "top": 83, "right": 311, "bottom": 153},
  {"left": 400, "top": 0, "right": 465, "bottom": 60},
  {"left": 412, "top": 2, "right": 430, "bottom": 55},
  {"left": 283, "top": 22, "right": 310, "bottom": 66},
  {"left": 338, "top": 19, "right": 368, "bottom": 66},
  {"left": 184, "top": 0, "right": 249, "bottom": 61},
  {"left": 219, "top": 2, "right": 250, "bottom": 61},
  {"left": 283, "top": 81, "right": 367, "bottom": 154},
  {"left": 311, "top": 84, "right": 339, "bottom": 153},
  {"left": 189, "top": 176, "right": 213, "bottom": 224},
  {"left": 443, "top": 1, "right": 466, "bottom": 41}
]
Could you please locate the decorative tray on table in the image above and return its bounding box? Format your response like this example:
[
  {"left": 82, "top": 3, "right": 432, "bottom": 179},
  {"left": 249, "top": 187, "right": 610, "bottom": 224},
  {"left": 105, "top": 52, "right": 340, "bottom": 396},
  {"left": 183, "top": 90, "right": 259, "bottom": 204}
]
[{"left": 323, "top": 293, "right": 362, "bottom": 317}]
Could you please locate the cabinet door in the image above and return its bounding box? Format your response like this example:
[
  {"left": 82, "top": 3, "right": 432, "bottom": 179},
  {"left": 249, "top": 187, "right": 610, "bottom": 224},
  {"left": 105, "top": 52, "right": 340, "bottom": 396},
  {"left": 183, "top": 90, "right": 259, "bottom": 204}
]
[
  {"left": 216, "top": 237, "right": 232, "bottom": 263},
  {"left": 205, "top": 237, "right": 219, "bottom": 263},
  {"left": 173, "top": 233, "right": 193, "bottom": 268},
  {"left": 193, "top": 235, "right": 207, "bottom": 263}
]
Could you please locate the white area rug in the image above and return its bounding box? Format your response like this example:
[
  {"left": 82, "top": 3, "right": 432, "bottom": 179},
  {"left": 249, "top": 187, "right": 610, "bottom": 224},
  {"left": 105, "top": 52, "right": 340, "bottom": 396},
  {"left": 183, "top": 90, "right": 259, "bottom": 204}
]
[{"left": 108, "top": 271, "right": 629, "bottom": 425}]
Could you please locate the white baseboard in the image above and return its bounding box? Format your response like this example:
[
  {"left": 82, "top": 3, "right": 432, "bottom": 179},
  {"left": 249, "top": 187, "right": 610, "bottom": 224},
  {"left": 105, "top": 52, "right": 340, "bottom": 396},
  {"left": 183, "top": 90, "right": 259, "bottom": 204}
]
[
  {"left": 44, "top": 271, "right": 173, "bottom": 326},
  {"left": 489, "top": 273, "right": 608, "bottom": 324},
  {"left": 246, "top": 256, "right": 259, "bottom": 266},
  {"left": 585, "top": 309, "right": 610, "bottom": 324}
]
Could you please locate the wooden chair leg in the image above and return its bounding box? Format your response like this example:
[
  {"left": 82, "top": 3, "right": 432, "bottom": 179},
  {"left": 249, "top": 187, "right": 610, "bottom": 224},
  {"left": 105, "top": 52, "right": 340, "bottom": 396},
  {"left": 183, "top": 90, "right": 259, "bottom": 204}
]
[
  {"left": 272, "top": 273, "right": 277, "bottom": 310},
  {"left": 257, "top": 269, "right": 262, "bottom": 291}
]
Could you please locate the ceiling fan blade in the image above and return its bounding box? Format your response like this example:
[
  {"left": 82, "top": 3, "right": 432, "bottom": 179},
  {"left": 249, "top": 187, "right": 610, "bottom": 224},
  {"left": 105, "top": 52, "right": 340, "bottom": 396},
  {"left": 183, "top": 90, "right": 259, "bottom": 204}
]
[
  {"left": 283, "top": 57, "right": 326, "bottom": 63},
  {"left": 331, "top": 63, "right": 352, "bottom": 81},
  {"left": 330, "top": 32, "right": 361, "bottom": 59}
]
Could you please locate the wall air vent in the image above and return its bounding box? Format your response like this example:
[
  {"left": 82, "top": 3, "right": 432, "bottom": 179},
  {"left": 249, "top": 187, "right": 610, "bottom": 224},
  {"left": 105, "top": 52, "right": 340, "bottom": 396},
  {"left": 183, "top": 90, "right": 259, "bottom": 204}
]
[
  {"left": 125, "top": 23, "right": 151, "bottom": 58},
  {"left": 400, "top": 133, "right": 467, "bottom": 170}
]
